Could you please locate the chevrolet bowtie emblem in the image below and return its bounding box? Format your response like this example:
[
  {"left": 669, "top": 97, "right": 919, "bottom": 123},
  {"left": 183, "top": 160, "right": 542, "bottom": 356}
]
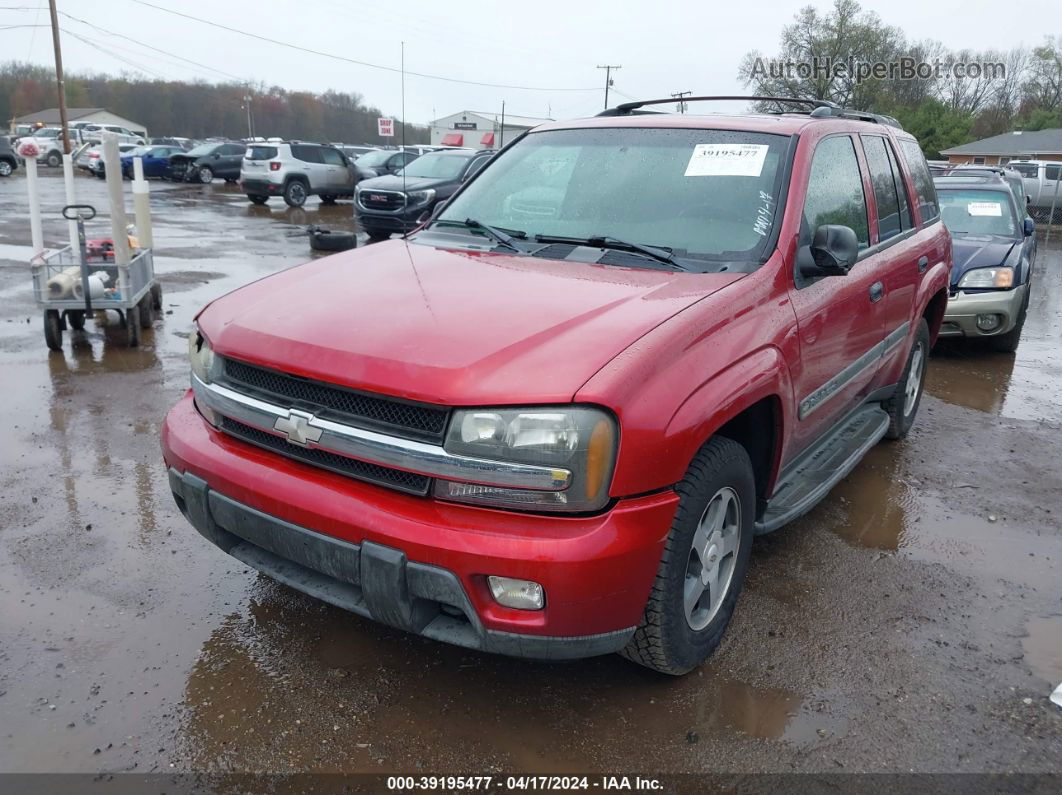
[{"left": 273, "top": 409, "right": 323, "bottom": 447}]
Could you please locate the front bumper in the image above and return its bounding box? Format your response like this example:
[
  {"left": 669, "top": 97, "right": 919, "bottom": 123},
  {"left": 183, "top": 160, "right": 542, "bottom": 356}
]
[
  {"left": 355, "top": 201, "right": 431, "bottom": 232},
  {"left": 939, "top": 283, "right": 1028, "bottom": 338},
  {"left": 162, "top": 392, "right": 677, "bottom": 659}
]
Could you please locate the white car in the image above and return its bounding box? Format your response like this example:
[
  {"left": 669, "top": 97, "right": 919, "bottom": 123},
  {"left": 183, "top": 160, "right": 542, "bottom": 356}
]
[{"left": 80, "top": 124, "right": 146, "bottom": 146}]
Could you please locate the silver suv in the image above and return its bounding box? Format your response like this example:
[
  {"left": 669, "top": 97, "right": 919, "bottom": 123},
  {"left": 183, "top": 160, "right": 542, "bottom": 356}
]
[{"left": 241, "top": 141, "right": 356, "bottom": 207}]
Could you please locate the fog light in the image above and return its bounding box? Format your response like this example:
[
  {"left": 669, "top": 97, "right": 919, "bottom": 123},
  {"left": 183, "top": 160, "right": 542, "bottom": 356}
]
[
  {"left": 976, "top": 313, "right": 1002, "bottom": 332},
  {"left": 488, "top": 576, "right": 544, "bottom": 610}
]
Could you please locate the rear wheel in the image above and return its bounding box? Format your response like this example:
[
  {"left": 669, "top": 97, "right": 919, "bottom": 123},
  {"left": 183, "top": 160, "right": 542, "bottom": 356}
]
[
  {"left": 46, "top": 152, "right": 61, "bottom": 168},
  {"left": 283, "top": 180, "right": 308, "bottom": 208},
  {"left": 248, "top": 195, "right": 268, "bottom": 205},
  {"left": 883, "top": 318, "right": 929, "bottom": 440},
  {"left": 44, "top": 310, "right": 63, "bottom": 351},
  {"left": 138, "top": 295, "right": 154, "bottom": 328},
  {"left": 150, "top": 282, "right": 163, "bottom": 311},
  {"left": 0, "top": 159, "right": 13, "bottom": 177},
  {"left": 620, "top": 436, "right": 755, "bottom": 675},
  {"left": 126, "top": 307, "right": 141, "bottom": 347}
]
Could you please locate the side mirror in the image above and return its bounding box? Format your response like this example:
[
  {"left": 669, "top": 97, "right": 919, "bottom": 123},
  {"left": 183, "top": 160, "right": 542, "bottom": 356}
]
[
  {"left": 1024, "top": 217, "right": 1035, "bottom": 237},
  {"left": 803, "top": 224, "right": 858, "bottom": 277},
  {"left": 213, "top": 153, "right": 221, "bottom": 159}
]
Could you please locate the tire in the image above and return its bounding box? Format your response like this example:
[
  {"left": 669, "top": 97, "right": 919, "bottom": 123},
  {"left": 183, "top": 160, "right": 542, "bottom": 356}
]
[
  {"left": 122, "top": 168, "right": 133, "bottom": 180},
  {"left": 126, "top": 307, "right": 141, "bottom": 347},
  {"left": 138, "top": 295, "right": 154, "bottom": 328},
  {"left": 197, "top": 166, "right": 214, "bottom": 184},
  {"left": 883, "top": 318, "right": 930, "bottom": 440},
  {"left": 224, "top": 178, "right": 237, "bottom": 184},
  {"left": 248, "top": 195, "right": 268, "bottom": 205},
  {"left": 283, "top": 180, "right": 308, "bottom": 208},
  {"left": 67, "top": 310, "right": 85, "bottom": 330},
  {"left": 151, "top": 282, "right": 163, "bottom": 311},
  {"left": 365, "top": 228, "right": 391, "bottom": 242},
  {"left": 44, "top": 310, "right": 63, "bottom": 351},
  {"left": 620, "top": 436, "right": 755, "bottom": 675},
  {"left": 0, "top": 159, "right": 12, "bottom": 177},
  {"left": 320, "top": 195, "right": 337, "bottom": 206},
  {"left": 989, "top": 287, "right": 1030, "bottom": 353},
  {"left": 46, "top": 151, "right": 61, "bottom": 168}
]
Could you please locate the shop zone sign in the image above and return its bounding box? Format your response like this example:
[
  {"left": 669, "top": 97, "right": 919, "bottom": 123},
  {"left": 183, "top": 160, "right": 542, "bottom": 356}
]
[{"left": 378, "top": 118, "right": 394, "bottom": 137}]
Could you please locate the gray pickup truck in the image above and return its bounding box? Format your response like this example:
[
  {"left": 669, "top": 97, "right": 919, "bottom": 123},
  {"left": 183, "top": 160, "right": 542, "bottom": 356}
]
[{"left": 1010, "top": 160, "right": 1062, "bottom": 218}]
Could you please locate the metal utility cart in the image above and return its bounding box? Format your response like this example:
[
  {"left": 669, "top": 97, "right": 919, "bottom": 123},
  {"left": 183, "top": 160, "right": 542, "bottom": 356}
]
[{"left": 31, "top": 204, "right": 162, "bottom": 350}]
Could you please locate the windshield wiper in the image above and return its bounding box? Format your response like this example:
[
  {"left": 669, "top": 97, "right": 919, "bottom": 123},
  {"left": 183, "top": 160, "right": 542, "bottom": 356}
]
[
  {"left": 532, "top": 234, "right": 689, "bottom": 270},
  {"left": 435, "top": 218, "right": 526, "bottom": 252}
]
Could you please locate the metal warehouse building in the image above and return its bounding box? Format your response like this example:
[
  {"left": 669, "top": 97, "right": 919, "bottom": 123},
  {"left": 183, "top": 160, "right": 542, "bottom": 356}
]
[
  {"left": 429, "top": 110, "right": 552, "bottom": 150},
  {"left": 10, "top": 107, "right": 148, "bottom": 137}
]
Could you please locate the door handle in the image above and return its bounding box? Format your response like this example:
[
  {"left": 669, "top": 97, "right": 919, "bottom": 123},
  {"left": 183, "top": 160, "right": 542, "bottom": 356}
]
[
  {"left": 917, "top": 255, "right": 929, "bottom": 273},
  {"left": 869, "top": 281, "right": 885, "bottom": 303}
]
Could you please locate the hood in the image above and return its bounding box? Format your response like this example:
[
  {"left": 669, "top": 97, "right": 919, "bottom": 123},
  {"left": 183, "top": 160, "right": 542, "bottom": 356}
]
[
  {"left": 198, "top": 240, "right": 743, "bottom": 406},
  {"left": 358, "top": 174, "right": 447, "bottom": 192},
  {"left": 949, "top": 234, "right": 1016, "bottom": 286}
]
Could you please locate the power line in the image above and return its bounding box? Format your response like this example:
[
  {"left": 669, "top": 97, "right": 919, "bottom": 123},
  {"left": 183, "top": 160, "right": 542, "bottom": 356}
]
[
  {"left": 130, "top": 0, "right": 600, "bottom": 92},
  {"left": 58, "top": 10, "right": 244, "bottom": 81}
]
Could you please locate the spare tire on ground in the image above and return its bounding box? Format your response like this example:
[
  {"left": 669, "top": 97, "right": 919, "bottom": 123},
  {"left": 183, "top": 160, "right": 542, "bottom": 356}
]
[{"left": 308, "top": 225, "right": 357, "bottom": 252}]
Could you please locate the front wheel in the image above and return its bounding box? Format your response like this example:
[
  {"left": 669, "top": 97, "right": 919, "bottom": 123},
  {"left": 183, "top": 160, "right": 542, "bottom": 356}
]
[
  {"left": 320, "top": 195, "right": 337, "bottom": 206},
  {"left": 883, "top": 318, "right": 930, "bottom": 440},
  {"left": 44, "top": 310, "right": 63, "bottom": 351},
  {"left": 0, "top": 159, "right": 13, "bottom": 177},
  {"left": 197, "top": 166, "right": 214, "bottom": 184},
  {"left": 365, "top": 228, "right": 391, "bottom": 242},
  {"left": 46, "top": 152, "right": 61, "bottom": 168},
  {"left": 248, "top": 195, "right": 268, "bottom": 205},
  {"left": 620, "top": 436, "right": 755, "bottom": 675}
]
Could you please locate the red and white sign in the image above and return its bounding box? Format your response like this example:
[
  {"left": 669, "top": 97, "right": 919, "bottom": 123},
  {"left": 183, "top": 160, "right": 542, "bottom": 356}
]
[{"left": 377, "top": 118, "right": 394, "bottom": 138}]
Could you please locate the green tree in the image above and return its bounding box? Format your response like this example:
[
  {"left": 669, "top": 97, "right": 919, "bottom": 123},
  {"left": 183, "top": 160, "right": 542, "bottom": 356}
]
[{"left": 892, "top": 99, "right": 971, "bottom": 158}]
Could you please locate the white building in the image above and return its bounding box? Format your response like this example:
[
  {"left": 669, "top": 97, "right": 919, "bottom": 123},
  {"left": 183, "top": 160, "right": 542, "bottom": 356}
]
[
  {"left": 429, "top": 110, "right": 552, "bottom": 150},
  {"left": 11, "top": 107, "right": 148, "bottom": 138}
]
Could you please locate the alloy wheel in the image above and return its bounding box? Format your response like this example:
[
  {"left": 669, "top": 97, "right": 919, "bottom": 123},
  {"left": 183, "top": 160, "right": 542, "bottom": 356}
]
[
  {"left": 684, "top": 486, "right": 741, "bottom": 631},
  {"left": 903, "top": 342, "right": 925, "bottom": 417}
]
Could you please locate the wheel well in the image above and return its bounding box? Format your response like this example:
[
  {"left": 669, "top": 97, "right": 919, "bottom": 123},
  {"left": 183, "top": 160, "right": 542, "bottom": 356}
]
[
  {"left": 923, "top": 289, "right": 948, "bottom": 343},
  {"left": 714, "top": 396, "right": 781, "bottom": 519}
]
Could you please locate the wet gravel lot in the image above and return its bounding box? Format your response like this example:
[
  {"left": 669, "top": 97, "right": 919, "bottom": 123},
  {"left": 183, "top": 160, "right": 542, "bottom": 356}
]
[{"left": 0, "top": 170, "right": 1060, "bottom": 777}]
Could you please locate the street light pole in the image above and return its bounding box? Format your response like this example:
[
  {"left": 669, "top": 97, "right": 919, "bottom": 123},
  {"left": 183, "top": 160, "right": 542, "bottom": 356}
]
[{"left": 47, "top": 0, "right": 71, "bottom": 154}]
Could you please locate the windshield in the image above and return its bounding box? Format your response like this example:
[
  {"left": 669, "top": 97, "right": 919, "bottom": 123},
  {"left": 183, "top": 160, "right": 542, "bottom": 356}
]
[
  {"left": 436, "top": 127, "right": 791, "bottom": 262},
  {"left": 357, "top": 150, "right": 393, "bottom": 167},
  {"left": 938, "top": 189, "right": 1017, "bottom": 236},
  {"left": 125, "top": 146, "right": 148, "bottom": 157},
  {"left": 397, "top": 153, "right": 471, "bottom": 179},
  {"left": 184, "top": 144, "right": 216, "bottom": 158}
]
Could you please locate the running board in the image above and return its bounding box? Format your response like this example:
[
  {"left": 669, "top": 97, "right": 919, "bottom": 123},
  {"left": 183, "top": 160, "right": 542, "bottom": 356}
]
[{"left": 755, "top": 405, "right": 889, "bottom": 534}]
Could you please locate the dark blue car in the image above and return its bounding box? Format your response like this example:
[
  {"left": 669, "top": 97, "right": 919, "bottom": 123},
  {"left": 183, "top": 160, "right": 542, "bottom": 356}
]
[
  {"left": 933, "top": 175, "right": 1036, "bottom": 352},
  {"left": 120, "top": 145, "right": 184, "bottom": 180}
]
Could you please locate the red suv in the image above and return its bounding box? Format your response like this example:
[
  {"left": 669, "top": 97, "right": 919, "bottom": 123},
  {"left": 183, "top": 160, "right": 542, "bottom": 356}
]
[{"left": 163, "top": 97, "right": 950, "bottom": 674}]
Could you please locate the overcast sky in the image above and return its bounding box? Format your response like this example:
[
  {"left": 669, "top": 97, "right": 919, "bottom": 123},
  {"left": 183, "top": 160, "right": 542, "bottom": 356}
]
[{"left": 5, "top": 0, "right": 1056, "bottom": 126}]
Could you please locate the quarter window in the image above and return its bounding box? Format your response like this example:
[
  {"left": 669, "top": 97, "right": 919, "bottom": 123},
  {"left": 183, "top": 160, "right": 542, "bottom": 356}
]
[
  {"left": 292, "top": 145, "right": 323, "bottom": 164},
  {"left": 897, "top": 139, "right": 940, "bottom": 223},
  {"left": 802, "top": 135, "right": 869, "bottom": 250}
]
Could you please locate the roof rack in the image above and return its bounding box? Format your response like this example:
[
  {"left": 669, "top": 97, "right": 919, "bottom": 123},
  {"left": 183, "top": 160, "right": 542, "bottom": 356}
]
[
  {"left": 597, "top": 95, "right": 903, "bottom": 129},
  {"left": 597, "top": 95, "right": 838, "bottom": 117}
]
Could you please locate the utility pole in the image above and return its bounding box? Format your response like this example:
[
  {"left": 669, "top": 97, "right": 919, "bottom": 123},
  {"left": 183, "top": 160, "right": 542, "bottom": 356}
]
[
  {"left": 243, "top": 91, "right": 255, "bottom": 139},
  {"left": 671, "top": 90, "right": 691, "bottom": 114},
  {"left": 47, "top": 0, "right": 70, "bottom": 154},
  {"left": 597, "top": 65, "right": 621, "bottom": 110},
  {"left": 499, "top": 100, "right": 505, "bottom": 149}
]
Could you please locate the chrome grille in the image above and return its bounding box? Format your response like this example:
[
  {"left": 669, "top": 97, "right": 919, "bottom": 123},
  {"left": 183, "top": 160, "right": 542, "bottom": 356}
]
[
  {"left": 221, "top": 416, "right": 431, "bottom": 495},
  {"left": 221, "top": 357, "right": 449, "bottom": 442},
  {"left": 359, "top": 190, "right": 406, "bottom": 210}
]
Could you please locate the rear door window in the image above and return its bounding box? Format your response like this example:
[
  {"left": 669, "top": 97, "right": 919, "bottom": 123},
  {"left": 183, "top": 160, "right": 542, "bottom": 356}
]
[
  {"left": 897, "top": 139, "right": 940, "bottom": 224},
  {"left": 802, "top": 135, "right": 870, "bottom": 250},
  {"left": 861, "top": 135, "right": 905, "bottom": 242},
  {"left": 292, "top": 145, "right": 323, "bottom": 164}
]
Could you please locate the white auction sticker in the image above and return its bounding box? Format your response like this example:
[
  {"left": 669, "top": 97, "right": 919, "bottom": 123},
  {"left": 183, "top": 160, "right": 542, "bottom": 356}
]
[
  {"left": 967, "top": 201, "right": 1003, "bottom": 217},
  {"left": 685, "top": 143, "right": 768, "bottom": 177}
]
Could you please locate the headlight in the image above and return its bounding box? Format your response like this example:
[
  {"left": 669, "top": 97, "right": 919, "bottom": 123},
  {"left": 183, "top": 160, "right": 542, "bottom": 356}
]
[
  {"left": 958, "top": 267, "right": 1013, "bottom": 289},
  {"left": 435, "top": 406, "right": 617, "bottom": 512},
  {"left": 188, "top": 327, "right": 215, "bottom": 385},
  {"left": 407, "top": 189, "right": 435, "bottom": 206}
]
